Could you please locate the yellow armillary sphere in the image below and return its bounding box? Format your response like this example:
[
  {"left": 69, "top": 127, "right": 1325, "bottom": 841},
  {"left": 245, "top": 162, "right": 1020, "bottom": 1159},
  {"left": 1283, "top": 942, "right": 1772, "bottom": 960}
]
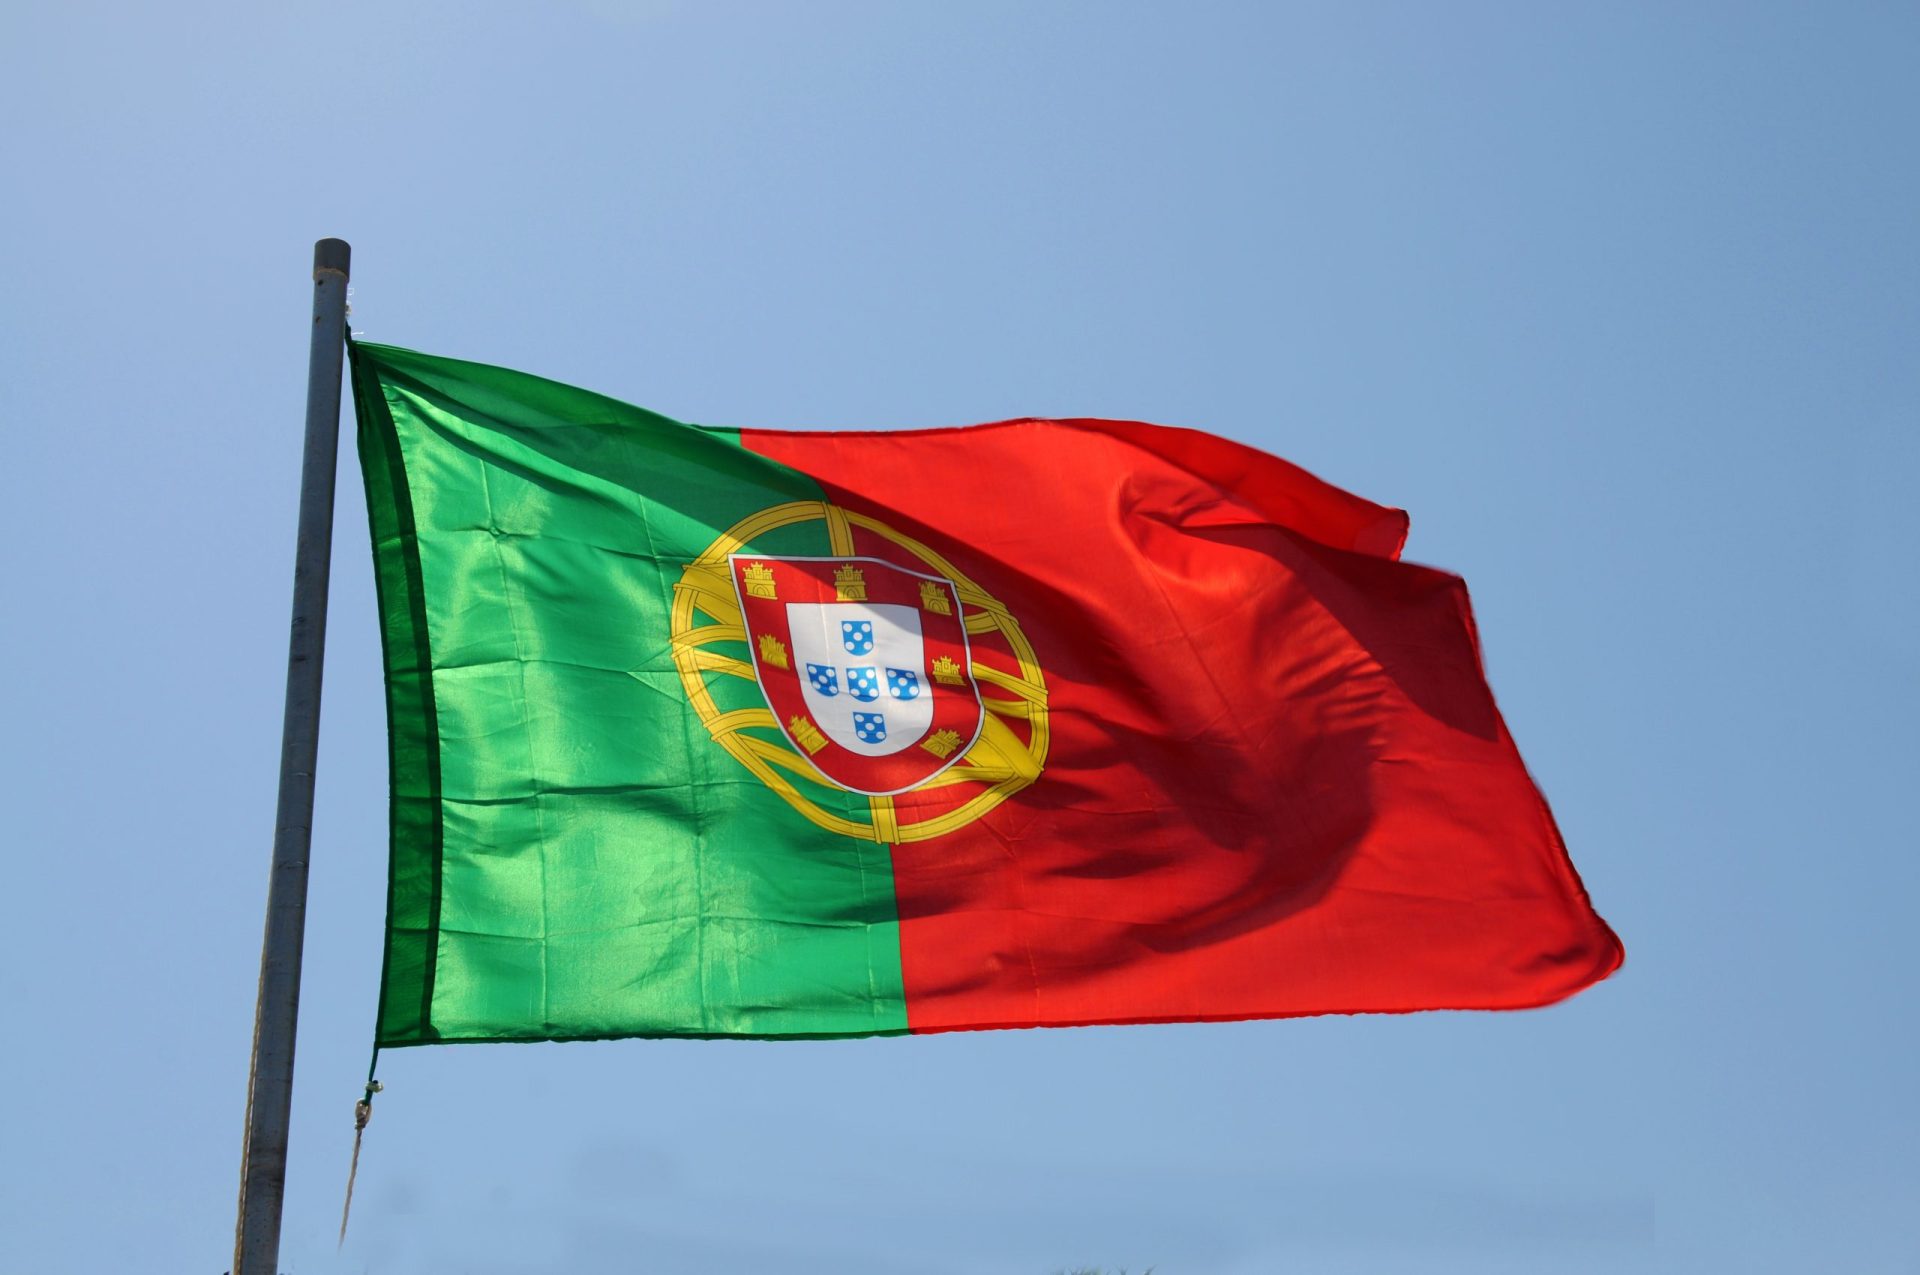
[{"left": 670, "top": 500, "right": 1049, "bottom": 843}]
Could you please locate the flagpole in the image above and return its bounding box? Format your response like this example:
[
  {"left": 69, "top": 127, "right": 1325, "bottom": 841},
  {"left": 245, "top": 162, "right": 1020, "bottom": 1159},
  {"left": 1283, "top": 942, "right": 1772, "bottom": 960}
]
[{"left": 232, "top": 237, "right": 351, "bottom": 1275}]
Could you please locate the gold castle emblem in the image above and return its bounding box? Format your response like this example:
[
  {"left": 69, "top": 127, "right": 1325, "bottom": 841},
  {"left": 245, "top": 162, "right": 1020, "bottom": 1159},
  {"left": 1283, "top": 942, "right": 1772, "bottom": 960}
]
[
  {"left": 833, "top": 563, "right": 866, "bottom": 601},
  {"left": 921, "top": 728, "right": 963, "bottom": 759},
  {"left": 757, "top": 634, "right": 789, "bottom": 670},
  {"left": 787, "top": 715, "right": 828, "bottom": 755},
  {"left": 918, "top": 580, "right": 952, "bottom": 615},
  {"left": 931, "top": 655, "right": 965, "bottom": 686},
  {"left": 743, "top": 561, "right": 777, "bottom": 599}
]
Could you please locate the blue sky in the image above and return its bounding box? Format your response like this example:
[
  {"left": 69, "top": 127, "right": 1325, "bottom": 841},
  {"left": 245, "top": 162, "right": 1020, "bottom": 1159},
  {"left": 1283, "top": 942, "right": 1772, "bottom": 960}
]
[{"left": 2, "top": 3, "right": 1915, "bottom": 1271}]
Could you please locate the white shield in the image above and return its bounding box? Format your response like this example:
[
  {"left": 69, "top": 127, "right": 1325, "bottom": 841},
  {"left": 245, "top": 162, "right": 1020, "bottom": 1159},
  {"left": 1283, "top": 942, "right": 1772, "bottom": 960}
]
[{"left": 787, "top": 601, "right": 932, "bottom": 756}]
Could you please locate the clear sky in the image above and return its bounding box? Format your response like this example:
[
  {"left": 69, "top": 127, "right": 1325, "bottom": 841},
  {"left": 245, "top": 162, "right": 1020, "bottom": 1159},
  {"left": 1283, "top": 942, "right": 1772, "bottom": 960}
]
[{"left": 2, "top": 3, "right": 1915, "bottom": 1272}]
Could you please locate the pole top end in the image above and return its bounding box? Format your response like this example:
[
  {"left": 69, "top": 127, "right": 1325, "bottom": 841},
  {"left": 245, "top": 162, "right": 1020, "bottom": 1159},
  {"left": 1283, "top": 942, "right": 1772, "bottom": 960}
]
[{"left": 313, "top": 238, "right": 351, "bottom": 278}]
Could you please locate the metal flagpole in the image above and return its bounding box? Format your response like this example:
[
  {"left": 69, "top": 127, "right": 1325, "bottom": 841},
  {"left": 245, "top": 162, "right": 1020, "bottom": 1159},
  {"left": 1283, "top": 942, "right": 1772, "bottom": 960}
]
[{"left": 232, "top": 237, "right": 352, "bottom": 1275}]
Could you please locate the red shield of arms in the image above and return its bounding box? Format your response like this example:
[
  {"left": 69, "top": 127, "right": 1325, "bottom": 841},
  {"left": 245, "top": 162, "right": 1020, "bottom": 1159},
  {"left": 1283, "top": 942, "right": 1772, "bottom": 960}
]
[{"left": 730, "top": 555, "right": 984, "bottom": 795}]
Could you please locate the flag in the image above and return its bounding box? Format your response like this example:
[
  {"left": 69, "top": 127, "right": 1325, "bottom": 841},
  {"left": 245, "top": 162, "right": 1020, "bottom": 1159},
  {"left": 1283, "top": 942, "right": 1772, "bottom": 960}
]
[{"left": 348, "top": 341, "right": 1621, "bottom": 1045}]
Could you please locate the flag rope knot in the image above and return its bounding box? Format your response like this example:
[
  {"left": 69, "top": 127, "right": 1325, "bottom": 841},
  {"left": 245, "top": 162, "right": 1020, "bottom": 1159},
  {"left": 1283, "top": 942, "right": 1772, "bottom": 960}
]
[
  {"left": 354, "top": 1079, "right": 382, "bottom": 1131},
  {"left": 338, "top": 1079, "right": 384, "bottom": 1248}
]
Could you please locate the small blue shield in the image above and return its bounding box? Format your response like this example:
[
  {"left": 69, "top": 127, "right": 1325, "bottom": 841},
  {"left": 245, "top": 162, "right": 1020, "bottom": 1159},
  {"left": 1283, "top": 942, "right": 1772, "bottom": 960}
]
[{"left": 842, "top": 620, "right": 875, "bottom": 656}]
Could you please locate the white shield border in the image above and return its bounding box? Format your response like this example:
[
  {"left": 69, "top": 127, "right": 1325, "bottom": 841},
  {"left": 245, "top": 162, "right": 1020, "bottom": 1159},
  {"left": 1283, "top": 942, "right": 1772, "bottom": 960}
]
[{"left": 730, "top": 553, "right": 987, "bottom": 797}]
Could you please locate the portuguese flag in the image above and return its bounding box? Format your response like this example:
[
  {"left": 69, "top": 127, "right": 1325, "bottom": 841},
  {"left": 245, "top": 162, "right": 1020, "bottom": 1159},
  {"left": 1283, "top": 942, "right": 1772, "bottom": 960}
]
[{"left": 349, "top": 341, "right": 1621, "bottom": 1046}]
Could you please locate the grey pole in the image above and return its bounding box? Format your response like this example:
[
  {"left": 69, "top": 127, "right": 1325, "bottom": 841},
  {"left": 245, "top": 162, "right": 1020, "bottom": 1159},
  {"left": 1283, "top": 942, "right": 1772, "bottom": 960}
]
[{"left": 232, "top": 238, "right": 351, "bottom": 1275}]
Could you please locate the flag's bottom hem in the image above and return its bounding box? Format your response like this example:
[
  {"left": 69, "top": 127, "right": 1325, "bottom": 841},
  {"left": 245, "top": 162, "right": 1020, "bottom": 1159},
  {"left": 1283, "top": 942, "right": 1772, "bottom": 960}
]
[{"left": 374, "top": 962, "right": 1623, "bottom": 1048}]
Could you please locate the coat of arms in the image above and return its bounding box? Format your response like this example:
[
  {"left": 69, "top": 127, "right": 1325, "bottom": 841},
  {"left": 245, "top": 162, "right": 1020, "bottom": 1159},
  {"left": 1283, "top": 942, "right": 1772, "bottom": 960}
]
[
  {"left": 730, "top": 555, "right": 984, "bottom": 796},
  {"left": 670, "top": 499, "right": 1048, "bottom": 843}
]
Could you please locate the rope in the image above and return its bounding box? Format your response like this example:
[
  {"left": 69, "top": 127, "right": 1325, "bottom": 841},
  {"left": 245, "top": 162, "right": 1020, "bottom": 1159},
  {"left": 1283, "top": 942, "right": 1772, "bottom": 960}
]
[{"left": 337, "top": 1077, "right": 383, "bottom": 1248}]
